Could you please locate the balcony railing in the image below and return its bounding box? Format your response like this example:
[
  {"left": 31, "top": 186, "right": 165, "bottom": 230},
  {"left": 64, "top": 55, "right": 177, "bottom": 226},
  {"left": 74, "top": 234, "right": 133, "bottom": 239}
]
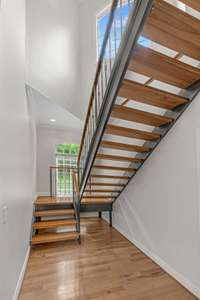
[{"left": 78, "top": 0, "right": 153, "bottom": 196}]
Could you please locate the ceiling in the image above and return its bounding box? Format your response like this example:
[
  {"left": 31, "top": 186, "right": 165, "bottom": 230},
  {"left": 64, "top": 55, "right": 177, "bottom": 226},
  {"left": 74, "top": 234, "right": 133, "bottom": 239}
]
[{"left": 27, "top": 85, "right": 83, "bottom": 132}]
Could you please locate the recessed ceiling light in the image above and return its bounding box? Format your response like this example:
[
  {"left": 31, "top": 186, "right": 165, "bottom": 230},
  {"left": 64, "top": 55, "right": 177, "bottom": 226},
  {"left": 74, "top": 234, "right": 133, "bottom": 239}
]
[{"left": 50, "top": 118, "right": 56, "bottom": 123}]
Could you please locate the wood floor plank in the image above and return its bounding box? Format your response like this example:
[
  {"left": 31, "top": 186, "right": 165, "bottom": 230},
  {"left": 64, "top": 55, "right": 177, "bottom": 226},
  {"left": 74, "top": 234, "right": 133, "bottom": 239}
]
[
  {"left": 129, "top": 45, "right": 200, "bottom": 88},
  {"left": 111, "top": 105, "right": 173, "bottom": 127},
  {"left": 143, "top": 0, "right": 200, "bottom": 60},
  {"left": 118, "top": 79, "right": 188, "bottom": 109},
  {"left": 96, "top": 153, "right": 144, "bottom": 163},
  {"left": 180, "top": 0, "right": 200, "bottom": 12},
  {"left": 105, "top": 124, "right": 161, "bottom": 140},
  {"left": 101, "top": 140, "right": 151, "bottom": 153},
  {"left": 20, "top": 219, "right": 197, "bottom": 300}
]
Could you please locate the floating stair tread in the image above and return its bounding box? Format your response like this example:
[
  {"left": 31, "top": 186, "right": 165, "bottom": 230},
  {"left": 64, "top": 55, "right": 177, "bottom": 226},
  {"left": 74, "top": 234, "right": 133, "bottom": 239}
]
[
  {"left": 111, "top": 105, "right": 173, "bottom": 127},
  {"left": 81, "top": 198, "right": 113, "bottom": 204},
  {"left": 106, "top": 124, "right": 160, "bottom": 141},
  {"left": 87, "top": 182, "right": 125, "bottom": 187},
  {"left": 35, "top": 196, "right": 72, "bottom": 206},
  {"left": 33, "top": 209, "right": 75, "bottom": 217},
  {"left": 82, "top": 195, "right": 115, "bottom": 199},
  {"left": 33, "top": 219, "right": 76, "bottom": 230},
  {"left": 93, "top": 165, "right": 136, "bottom": 172},
  {"left": 84, "top": 189, "right": 121, "bottom": 193},
  {"left": 32, "top": 232, "right": 79, "bottom": 245},
  {"left": 119, "top": 79, "right": 187, "bottom": 109},
  {"left": 91, "top": 174, "right": 130, "bottom": 180},
  {"left": 181, "top": 0, "right": 200, "bottom": 12},
  {"left": 129, "top": 45, "right": 200, "bottom": 89},
  {"left": 143, "top": 0, "right": 200, "bottom": 60},
  {"left": 101, "top": 140, "right": 151, "bottom": 153},
  {"left": 96, "top": 153, "right": 144, "bottom": 163}
]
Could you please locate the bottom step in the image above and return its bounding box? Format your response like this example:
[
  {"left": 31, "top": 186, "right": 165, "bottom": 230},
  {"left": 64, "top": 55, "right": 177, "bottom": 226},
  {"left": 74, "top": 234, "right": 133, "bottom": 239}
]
[{"left": 32, "top": 232, "right": 79, "bottom": 245}]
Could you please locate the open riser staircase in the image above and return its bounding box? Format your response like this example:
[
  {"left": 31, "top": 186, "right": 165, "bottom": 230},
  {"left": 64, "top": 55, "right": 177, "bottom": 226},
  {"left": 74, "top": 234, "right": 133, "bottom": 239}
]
[
  {"left": 31, "top": 0, "right": 200, "bottom": 245},
  {"left": 78, "top": 0, "right": 200, "bottom": 211}
]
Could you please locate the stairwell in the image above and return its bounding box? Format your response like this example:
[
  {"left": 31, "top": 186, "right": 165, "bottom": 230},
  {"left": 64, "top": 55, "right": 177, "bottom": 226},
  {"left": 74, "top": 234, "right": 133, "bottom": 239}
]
[{"left": 31, "top": 0, "right": 200, "bottom": 246}]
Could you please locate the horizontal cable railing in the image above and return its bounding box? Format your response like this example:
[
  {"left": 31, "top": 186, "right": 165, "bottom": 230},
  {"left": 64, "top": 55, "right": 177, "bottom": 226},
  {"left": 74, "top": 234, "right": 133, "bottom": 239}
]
[{"left": 78, "top": 0, "right": 153, "bottom": 196}]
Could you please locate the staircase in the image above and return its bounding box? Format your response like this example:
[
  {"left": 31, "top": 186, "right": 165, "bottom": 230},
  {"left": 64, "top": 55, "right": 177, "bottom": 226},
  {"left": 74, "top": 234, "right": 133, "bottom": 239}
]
[
  {"left": 31, "top": 0, "right": 200, "bottom": 245},
  {"left": 78, "top": 0, "right": 200, "bottom": 219},
  {"left": 31, "top": 194, "right": 80, "bottom": 245}
]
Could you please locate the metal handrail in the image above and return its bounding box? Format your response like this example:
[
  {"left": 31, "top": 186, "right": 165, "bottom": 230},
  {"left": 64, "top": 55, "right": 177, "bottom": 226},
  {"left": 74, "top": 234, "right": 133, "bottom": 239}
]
[
  {"left": 78, "top": 0, "right": 154, "bottom": 196},
  {"left": 78, "top": 0, "right": 119, "bottom": 166}
]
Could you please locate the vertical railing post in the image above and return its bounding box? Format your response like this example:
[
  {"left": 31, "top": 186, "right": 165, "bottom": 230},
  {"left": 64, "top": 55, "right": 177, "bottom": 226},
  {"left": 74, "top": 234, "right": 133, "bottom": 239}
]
[{"left": 50, "top": 167, "right": 53, "bottom": 197}]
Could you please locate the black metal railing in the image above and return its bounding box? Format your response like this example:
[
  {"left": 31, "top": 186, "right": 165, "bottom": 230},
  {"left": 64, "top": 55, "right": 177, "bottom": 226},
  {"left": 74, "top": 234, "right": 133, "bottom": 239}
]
[
  {"left": 50, "top": 166, "right": 75, "bottom": 197},
  {"left": 72, "top": 170, "right": 81, "bottom": 235},
  {"left": 49, "top": 166, "right": 80, "bottom": 236},
  {"left": 78, "top": 0, "right": 153, "bottom": 196}
]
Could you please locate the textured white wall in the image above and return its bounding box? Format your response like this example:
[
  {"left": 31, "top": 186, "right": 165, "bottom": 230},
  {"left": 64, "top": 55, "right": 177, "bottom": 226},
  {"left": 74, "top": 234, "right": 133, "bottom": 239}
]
[
  {"left": 0, "top": 0, "right": 36, "bottom": 299},
  {"left": 36, "top": 126, "right": 81, "bottom": 194},
  {"left": 103, "top": 93, "right": 200, "bottom": 297}
]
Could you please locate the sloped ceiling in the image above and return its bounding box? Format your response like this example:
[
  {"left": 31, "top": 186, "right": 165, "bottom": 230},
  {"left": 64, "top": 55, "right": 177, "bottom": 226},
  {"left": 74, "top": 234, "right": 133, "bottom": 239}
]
[
  {"left": 27, "top": 85, "right": 83, "bottom": 133},
  {"left": 26, "top": 0, "right": 83, "bottom": 120}
]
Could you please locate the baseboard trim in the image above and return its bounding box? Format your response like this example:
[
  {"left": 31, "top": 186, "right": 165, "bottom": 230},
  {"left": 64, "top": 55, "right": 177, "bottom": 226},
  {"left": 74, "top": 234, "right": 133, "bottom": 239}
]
[
  {"left": 102, "top": 215, "right": 200, "bottom": 299},
  {"left": 12, "top": 246, "right": 30, "bottom": 300}
]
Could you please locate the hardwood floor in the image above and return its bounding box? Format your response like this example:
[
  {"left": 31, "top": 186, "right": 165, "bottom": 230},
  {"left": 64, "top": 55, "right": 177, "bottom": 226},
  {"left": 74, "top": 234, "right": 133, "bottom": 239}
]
[{"left": 20, "top": 218, "right": 197, "bottom": 300}]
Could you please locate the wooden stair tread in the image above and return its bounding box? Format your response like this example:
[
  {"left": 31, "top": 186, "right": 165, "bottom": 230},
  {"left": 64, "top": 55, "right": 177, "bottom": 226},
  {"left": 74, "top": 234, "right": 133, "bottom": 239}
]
[
  {"left": 32, "top": 232, "right": 79, "bottom": 245},
  {"left": 106, "top": 124, "right": 160, "bottom": 141},
  {"left": 93, "top": 165, "right": 136, "bottom": 172},
  {"left": 33, "top": 219, "right": 76, "bottom": 229},
  {"left": 34, "top": 209, "right": 75, "bottom": 217},
  {"left": 119, "top": 79, "right": 187, "bottom": 109},
  {"left": 111, "top": 105, "right": 173, "bottom": 127},
  {"left": 143, "top": 0, "right": 200, "bottom": 60},
  {"left": 90, "top": 174, "right": 130, "bottom": 180},
  {"left": 85, "top": 189, "right": 120, "bottom": 193},
  {"left": 129, "top": 45, "right": 200, "bottom": 88},
  {"left": 81, "top": 198, "right": 113, "bottom": 204},
  {"left": 82, "top": 195, "right": 115, "bottom": 199},
  {"left": 101, "top": 140, "right": 151, "bottom": 153},
  {"left": 87, "top": 182, "right": 125, "bottom": 187},
  {"left": 96, "top": 153, "right": 144, "bottom": 163},
  {"left": 181, "top": 0, "right": 200, "bottom": 12},
  {"left": 35, "top": 196, "right": 72, "bottom": 206}
]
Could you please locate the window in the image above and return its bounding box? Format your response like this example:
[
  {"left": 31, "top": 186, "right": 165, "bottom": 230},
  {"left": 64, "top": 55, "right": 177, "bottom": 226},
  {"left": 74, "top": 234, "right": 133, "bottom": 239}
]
[
  {"left": 96, "top": 1, "right": 150, "bottom": 58},
  {"left": 55, "top": 144, "right": 79, "bottom": 196}
]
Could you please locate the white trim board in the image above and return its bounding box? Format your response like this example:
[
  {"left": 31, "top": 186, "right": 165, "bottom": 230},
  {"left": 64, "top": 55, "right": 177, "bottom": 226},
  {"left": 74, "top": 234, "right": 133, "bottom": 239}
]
[
  {"left": 12, "top": 246, "right": 30, "bottom": 300},
  {"left": 102, "top": 215, "right": 200, "bottom": 299}
]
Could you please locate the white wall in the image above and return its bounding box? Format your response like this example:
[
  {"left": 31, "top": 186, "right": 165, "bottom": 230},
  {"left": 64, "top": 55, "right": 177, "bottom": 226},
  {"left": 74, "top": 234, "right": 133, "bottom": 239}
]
[
  {"left": 0, "top": 0, "right": 36, "bottom": 299},
  {"left": 26, "top": 0, "right": 82, "bottom": 119},
  {"left": 37, "top": 126, "right": 81, "bottom": 194},
  {"left": 79, "top": 0, "right": 110, "bottom": 119},
  {"left": 103, "top": 93, "right": 200, "bottom": 297}
]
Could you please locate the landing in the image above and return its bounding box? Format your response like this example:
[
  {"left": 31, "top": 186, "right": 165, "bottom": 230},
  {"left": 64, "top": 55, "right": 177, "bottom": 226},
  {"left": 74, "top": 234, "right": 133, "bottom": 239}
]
[{"left": 20, "top": 218, "right": 197, "bottom": 300}]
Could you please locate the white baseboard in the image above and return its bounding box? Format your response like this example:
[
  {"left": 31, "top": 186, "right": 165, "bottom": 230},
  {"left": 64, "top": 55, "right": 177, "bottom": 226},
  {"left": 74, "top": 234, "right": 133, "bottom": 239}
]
[
  {"left": 102, "top": 216, "right": 200, "bottom": 299},
  {"left": 12, "top": 246, "right": 30, "bottom": 300}
]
